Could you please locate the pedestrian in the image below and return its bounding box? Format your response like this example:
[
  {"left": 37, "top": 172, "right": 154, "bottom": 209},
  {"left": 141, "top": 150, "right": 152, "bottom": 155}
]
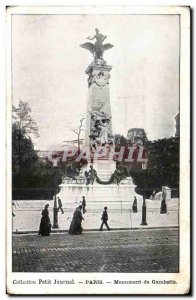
[
  {"left": 82, "top": 196, "right": 86, "bottom": 214},
  {"left": 69, "top": 205, "right": 84, "bottom": 235},
  {"left": 38, "top": 204, "right": 51, "bottom": 236},
  {"left": 99, "top": 206, "right": 110, "bottom": 231},
  {"left": 132, "top": 196, "right": 138, "bottom": 213},
  {"left": 57, "top": 197, "right": 64, "bottom": 214}
]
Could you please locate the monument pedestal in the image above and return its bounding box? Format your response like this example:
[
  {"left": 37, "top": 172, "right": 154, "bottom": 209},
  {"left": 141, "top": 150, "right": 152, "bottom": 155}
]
[
  {"left": 57, "top": 178, "right": 142, "bottom": 207},
  {"left": 85, "top": 159, "right": 116, "bottom": 181},
  {"left": 57, "top": 52, "right": 144, "bottom": 228},
  {"left": 84, "top": 59, "right": 113, "bottom": 152}
]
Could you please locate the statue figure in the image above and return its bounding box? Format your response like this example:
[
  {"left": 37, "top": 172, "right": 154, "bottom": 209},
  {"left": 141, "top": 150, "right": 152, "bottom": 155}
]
[
  {"left": 89, "top": 109, "right": 114, "bottom": 149},
  {"left": 111, "top": 166, "right": 128, "bottom": 185},
  {"left": 99, "top": 119, "right": 111, "bottom": 146},
  {"left": 90, "top": 110, "right": 111, "bottom": 127},
  {"left": 80, "top": 28, "right": 114, "bottom": 60},
  {"left": 85, "top": 165, "right": 97, "bottom": 185},
  {"left": 65, "top": 162, "right": 80, "bottom": 179}
]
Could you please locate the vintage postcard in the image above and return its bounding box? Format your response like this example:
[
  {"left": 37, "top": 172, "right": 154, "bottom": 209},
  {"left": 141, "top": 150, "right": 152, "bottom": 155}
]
[{"left": 6, "top": 6, "right": 190, "bottom": 295}]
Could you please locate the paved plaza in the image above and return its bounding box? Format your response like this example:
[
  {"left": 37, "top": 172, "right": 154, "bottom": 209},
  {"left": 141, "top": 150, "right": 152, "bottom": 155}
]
[
  {"left": 12, "top": 198, "right": 179, "bottom": 233},
  {"left": 12, "top": 228, "right": 179, "bottom": 273}
]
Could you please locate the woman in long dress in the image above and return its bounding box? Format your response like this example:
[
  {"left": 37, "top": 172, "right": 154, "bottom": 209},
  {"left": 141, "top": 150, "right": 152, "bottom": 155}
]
[
  {"left": 38, "top": 204, "right": 51, "bottom": 236},
  {"left": 69, "top": 205, "right": 84, "bottom": 235}
]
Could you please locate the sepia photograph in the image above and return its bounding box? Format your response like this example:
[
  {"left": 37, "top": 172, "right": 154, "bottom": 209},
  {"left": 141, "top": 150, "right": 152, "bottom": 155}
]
[{"left": 6, "top": 6, "right": 190, "bottom": 295}]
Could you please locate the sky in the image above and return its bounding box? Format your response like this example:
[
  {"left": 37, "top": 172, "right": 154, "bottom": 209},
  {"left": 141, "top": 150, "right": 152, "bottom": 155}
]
[{"left": 11, "top": 14, "right": 180, "bottom": 150}]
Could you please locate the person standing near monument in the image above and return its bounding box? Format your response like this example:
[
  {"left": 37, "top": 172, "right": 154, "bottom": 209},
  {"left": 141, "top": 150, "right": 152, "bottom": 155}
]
[
  {"left": 38, "top": 204, "right": 51, "bottom": 236},
  {"left": 82, "top": 196, "right": 87, "bottom": 214},
  {"left": 99, "top": 207, "right": 111, "bottom": 231},
  {"left": 57, "top": 197, "right": 64, "bottom": 214},
  {"left": 132, "top": 196, "right": 138, "bottom": 213}
]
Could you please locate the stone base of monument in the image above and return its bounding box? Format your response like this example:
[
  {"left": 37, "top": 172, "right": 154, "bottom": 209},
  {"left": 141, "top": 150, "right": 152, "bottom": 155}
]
[
  {"left": 90, "top": 159, "right": 116, "bottom": 180},
  {"left": 56, "top": 180, "right": 143, "bottom": 230},
  {"left": 57, "top": 162, "right": 142, "bottom": 229},
  {"left": 57, "top": 177, "right": 143, "bottom": 211}
]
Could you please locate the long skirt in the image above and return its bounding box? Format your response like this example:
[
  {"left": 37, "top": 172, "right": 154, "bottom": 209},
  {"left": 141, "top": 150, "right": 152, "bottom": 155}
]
[
  {"left": 38, "top": 216, "right": 51, "bottom": 236},
  {"left": 69, "top": 217, "right": 82, "bottom": 235}
]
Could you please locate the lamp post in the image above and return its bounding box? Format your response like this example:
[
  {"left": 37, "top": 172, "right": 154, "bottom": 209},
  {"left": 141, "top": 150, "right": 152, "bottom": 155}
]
[{"left": 52, "top": 159, "right": 59, "bottom": 229}]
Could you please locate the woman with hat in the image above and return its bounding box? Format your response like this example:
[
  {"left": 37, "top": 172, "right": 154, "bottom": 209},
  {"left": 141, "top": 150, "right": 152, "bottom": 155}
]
[
  {"left": 38, "top": 204, "right": 51, "bottom": 236},
  {"left": 69, "top": 205, "right": 84, "bottom": 235}
]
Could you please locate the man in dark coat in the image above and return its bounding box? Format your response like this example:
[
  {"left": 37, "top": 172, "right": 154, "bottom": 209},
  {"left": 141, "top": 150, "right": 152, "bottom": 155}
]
[
  {"left": 99, "top": 207, "right": 110, "bottom": 231},
  {"left": 57, "top": 197, "right": 64, "bottom": 214}
]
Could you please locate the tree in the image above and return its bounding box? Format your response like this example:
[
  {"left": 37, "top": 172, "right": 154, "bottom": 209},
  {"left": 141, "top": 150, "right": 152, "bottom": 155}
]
[
  {"left": 12, "top": 100, "right": 39, "bottom": 173},
  {"left": 12, "top": 123, "right": 38, "bottom": 173},
  {"left": 12, "top": 101, "right": 64, "bottom": 200},
  {"left": 12, "top": 100, "right": 39, "bottom": 137},
  {"left": 130, "top": 137, "right": 179, "bottom": 198},
  {"left": 147, "top": 137, "right": 179, "bottom": 188},
  {"left": 71, "top": 114, "right": 85, "bottom": 152}
]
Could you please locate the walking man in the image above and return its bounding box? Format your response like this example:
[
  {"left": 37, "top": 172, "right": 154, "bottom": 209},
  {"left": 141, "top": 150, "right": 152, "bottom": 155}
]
[
  {"left": 99, "top": 207, "right": 110, "bottom": 231},
  {"left": 82, "top": 196, "right": 86, "bottom": 214},
  {"left": 57, "top": 197, "right": 64, "bottom": 214}
]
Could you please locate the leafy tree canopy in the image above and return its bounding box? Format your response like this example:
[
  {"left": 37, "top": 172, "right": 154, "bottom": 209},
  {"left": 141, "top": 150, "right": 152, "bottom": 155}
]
[{"left": 12, "top": 100, "right": 39, "bottom": 138}]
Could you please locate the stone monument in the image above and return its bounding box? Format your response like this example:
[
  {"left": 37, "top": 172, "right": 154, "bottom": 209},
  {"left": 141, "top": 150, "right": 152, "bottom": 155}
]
[
  {"left": 57, "top": 29, "right": 142, "bottom": 227},
  {"left": 81, "top": 28, "right": 115, "bottom": 180}
]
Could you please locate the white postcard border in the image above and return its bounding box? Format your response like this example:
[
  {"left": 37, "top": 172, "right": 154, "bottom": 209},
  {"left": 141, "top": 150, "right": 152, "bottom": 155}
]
[{"left": 6, "top": 5, "right": 190, "bottom": 295}]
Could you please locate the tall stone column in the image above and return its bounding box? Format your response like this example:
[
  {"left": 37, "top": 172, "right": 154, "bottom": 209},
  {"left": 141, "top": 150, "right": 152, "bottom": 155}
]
[{"left": 84, "top": 59, "right": 116, "bottom": 179}]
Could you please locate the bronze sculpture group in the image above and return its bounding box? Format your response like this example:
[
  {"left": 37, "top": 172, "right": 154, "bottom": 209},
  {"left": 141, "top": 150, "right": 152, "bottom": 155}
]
[
  {"left": 80, "top": 28, "right": 113, "bottom": 60},
  {"left": 89, "top": 110, "right": 114, "bottom": 150},
  {"left": 85, "top": 165, "right": 128, "bottom": 186}
]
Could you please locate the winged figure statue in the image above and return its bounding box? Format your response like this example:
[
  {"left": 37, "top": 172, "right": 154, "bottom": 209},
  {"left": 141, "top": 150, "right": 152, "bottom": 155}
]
[{"left": 80, "top": 28, "right": 113, "bottom": 59}]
